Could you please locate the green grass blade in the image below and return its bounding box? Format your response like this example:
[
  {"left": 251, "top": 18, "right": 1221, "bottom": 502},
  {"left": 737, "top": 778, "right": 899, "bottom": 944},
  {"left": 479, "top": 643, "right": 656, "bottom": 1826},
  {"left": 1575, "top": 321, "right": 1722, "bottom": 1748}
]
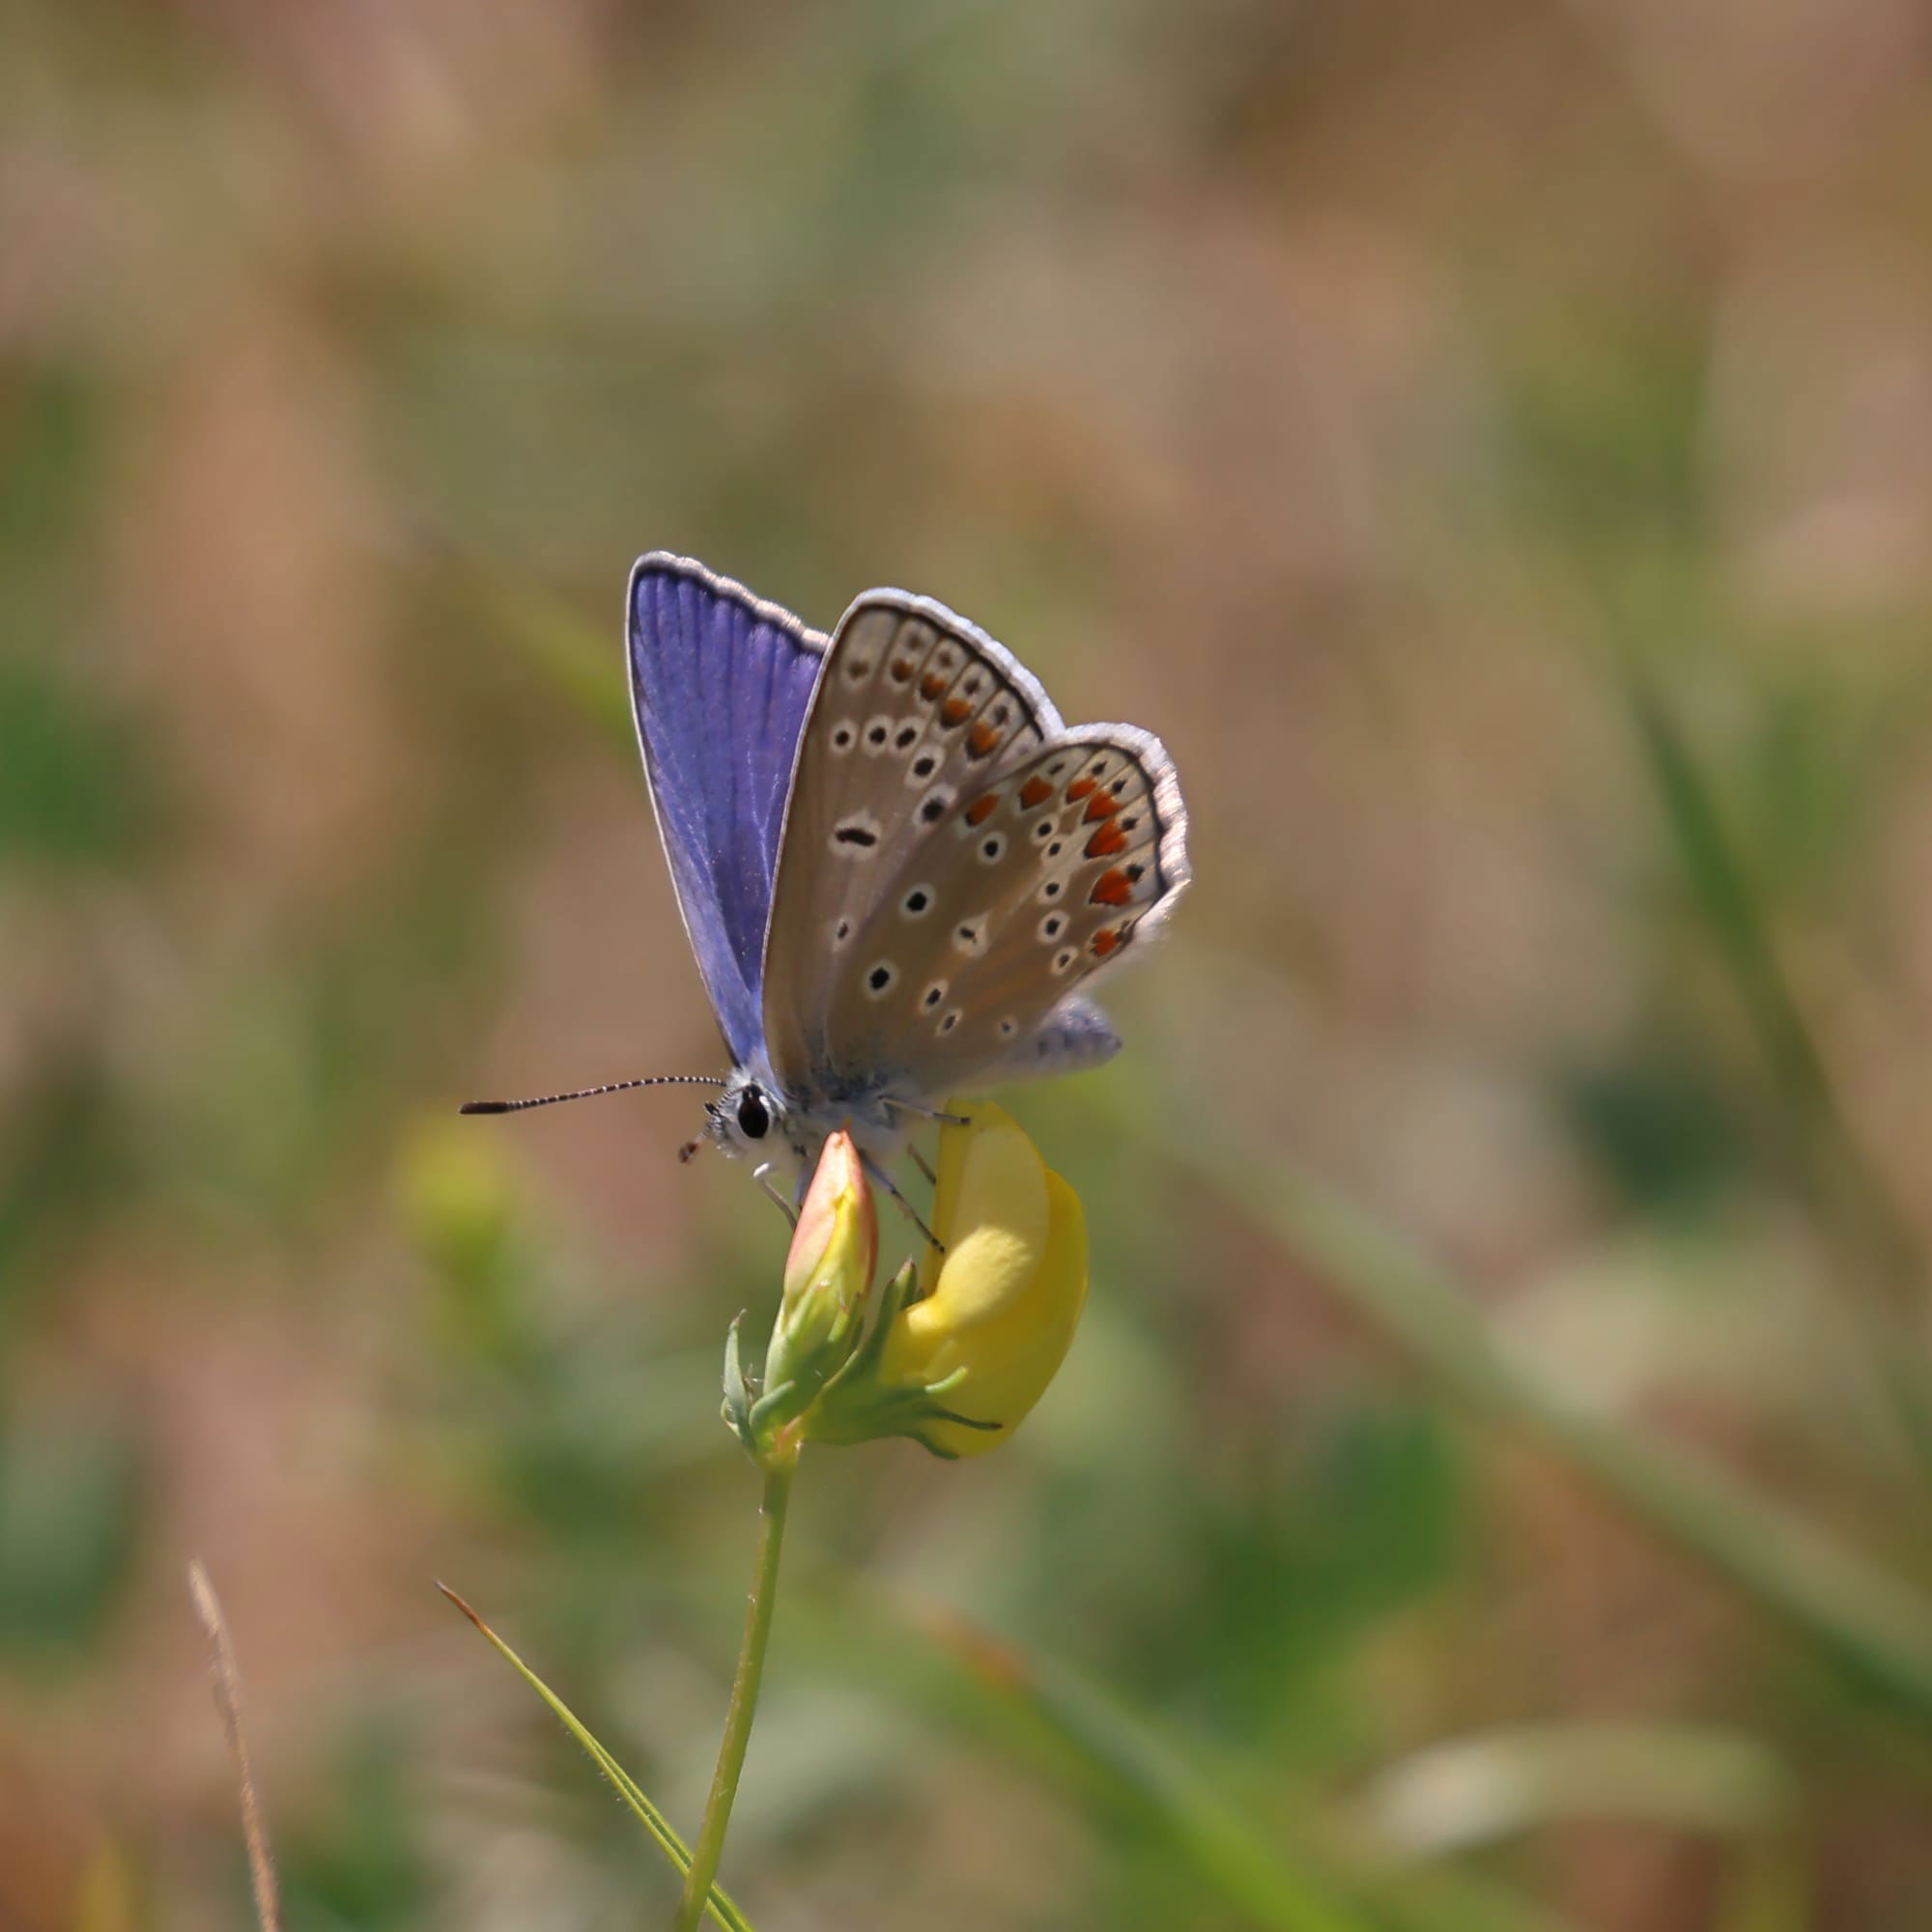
[
  {"left": 917, "top": 1605, "right": 1369, "bottom": 1932},
  {"left": 1625, "top": 679, "right": 1833, "bottom": 1116},
  {"left": 1627, "top": 675, "right": 1932, "bottom": 1472},
  {"left": 1164, "top": 1127, "right": 1932, "bottom": 1728},
  {"left": 907, "top": 1603, "right": 1577, "bottom": 1932},
  {"left": 439, "top": 1584, "right": 757, "bottom": 1932}
]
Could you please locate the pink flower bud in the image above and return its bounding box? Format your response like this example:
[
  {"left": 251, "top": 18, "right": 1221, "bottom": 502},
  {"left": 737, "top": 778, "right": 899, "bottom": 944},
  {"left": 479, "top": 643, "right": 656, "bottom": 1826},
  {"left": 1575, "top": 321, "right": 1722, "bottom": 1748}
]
[{"left": 761, "top": 1131, "right": 877, "bottom": 1424}]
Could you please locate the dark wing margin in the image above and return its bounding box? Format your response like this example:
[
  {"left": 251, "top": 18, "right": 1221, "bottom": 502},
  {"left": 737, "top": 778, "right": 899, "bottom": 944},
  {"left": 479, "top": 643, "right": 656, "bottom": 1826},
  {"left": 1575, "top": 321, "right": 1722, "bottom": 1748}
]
[{"left": 627, "top": 554, "right": 827, "bottom": 1065}]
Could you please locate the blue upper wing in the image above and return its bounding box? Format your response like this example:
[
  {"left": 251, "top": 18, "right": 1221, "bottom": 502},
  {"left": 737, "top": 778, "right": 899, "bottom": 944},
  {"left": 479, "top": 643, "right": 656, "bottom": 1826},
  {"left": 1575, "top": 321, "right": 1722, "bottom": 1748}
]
[{"left": 627, "top": 555, "right": 827, "bottom": 1065}]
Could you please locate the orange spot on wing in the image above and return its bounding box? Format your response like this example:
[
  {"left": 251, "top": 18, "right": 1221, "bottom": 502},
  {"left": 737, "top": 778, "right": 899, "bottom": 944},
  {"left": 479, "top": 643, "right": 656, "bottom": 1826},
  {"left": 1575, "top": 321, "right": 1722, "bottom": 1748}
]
[
  {"left": 1083, "top": 789, "right": 1121, "bottom": 821},
  {"left": 1018, "top": 776, "right": 1053, "bottom": 810},
  {"left": 1065, "top": 776, "right": 1097, "bottom": 802},
  {"left": 1091, "top": 927, "right": 1122, "bottom": 958},
  {"left": 1090, "top": 867, "right": 1133, "bottom": 906},
  {"left": 967, "top": 721, "right": 1002, "bottom": 757},
  {"left": 965, "top": 794, "right": 1000, "bottom": 826},
  {"left": 941, "top": 696, "right": 973, "bottom": 725},
  {"left": 891, "top": 658, "right": 916, "bottom": 682},
  {"left": 921, "top": 672, "right": 949, "bottom": 699},
  {"left": 1085, "top": 821, "right": 1128, "bottom": 859}
]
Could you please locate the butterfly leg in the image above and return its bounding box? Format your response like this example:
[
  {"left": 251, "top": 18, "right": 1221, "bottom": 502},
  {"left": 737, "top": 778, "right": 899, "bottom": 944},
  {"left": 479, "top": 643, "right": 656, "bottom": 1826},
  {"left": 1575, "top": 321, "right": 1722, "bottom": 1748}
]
[
  {"left": 883, "top": 1095, "right": 971, "bottom": 1129},
  {"left": 909, "top": 1144, "right": 937, "bottom": 1187},
  {"left": 753, "top": 1162, "right": 800, "bottom": 1231},
  {"left": 861, "top": 1151, "right": 944, "bottom": 1253}
]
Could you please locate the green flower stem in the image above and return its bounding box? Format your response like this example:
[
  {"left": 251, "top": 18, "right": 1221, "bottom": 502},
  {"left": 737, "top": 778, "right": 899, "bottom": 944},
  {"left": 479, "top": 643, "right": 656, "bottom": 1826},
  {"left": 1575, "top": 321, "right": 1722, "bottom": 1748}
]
[{"left": 673, "top": 1443, "right": 798, "bottom": 1932}]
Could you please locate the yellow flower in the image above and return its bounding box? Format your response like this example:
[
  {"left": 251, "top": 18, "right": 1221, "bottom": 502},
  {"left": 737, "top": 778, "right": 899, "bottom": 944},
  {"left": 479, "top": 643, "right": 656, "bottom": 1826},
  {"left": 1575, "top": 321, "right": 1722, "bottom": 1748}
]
[{"left": 806, "top": 1101, "right": 1088, "bottom": 1459}]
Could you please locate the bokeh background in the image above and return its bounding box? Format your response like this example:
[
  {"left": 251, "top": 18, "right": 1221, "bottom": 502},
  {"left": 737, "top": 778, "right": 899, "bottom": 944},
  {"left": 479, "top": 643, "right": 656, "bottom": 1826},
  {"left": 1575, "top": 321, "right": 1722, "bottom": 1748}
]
[{"left": 8, "top": 2, "right": 1932, "bottom": 1927}]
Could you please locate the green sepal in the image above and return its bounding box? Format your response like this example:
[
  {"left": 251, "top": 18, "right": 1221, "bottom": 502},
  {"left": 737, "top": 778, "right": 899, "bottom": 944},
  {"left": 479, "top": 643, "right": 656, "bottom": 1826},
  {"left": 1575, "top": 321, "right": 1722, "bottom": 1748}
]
[
  {"left": 802, "top": 1263, "right": 1009, "bottom": 1454},
  {"left": 721, "top": 1313, "right": 757, "bottom": 1458},
  {"left": 748, "top": 1377, "right": 803, "bottom": 1440},
  {"left": 829, "top": 1258, "right": 920, "bottom": 1390},
  {"left": 807, "top": 1382, "right": 1003, "bottom": 1452},
  {"left": 761, "top": 1258, "right": 867, "bottom": 1438}
]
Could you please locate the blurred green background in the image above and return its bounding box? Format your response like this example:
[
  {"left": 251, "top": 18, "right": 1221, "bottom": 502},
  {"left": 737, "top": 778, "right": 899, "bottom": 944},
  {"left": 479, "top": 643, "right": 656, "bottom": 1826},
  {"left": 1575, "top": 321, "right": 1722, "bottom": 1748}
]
[{"left": 7, "top": 1, "right": 1932, "bottom": 1927}]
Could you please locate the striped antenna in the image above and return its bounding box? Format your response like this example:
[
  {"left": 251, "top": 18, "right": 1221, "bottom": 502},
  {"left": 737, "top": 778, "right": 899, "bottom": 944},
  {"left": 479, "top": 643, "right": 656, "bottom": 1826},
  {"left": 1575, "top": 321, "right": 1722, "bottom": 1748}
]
[{"left": 459, "top": 1074, "right": 726, "bottom": 1116}]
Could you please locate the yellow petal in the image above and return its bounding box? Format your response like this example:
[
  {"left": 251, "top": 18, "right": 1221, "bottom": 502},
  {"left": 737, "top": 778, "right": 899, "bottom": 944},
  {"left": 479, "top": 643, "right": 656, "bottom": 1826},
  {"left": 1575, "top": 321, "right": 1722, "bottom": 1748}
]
[
  {"left": 885, "top": 1167, "right": 1088, "bottom": 1459},
  {"left": 917, "top": 1102, "right": 1050, "bottom": 1332}
]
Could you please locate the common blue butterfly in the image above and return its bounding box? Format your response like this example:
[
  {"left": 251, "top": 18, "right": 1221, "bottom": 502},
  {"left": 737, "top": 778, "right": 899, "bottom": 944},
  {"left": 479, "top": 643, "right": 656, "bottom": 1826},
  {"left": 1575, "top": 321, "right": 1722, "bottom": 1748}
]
[{"left": 469, "top": 554, "right": 1190, "bottom": 1189}]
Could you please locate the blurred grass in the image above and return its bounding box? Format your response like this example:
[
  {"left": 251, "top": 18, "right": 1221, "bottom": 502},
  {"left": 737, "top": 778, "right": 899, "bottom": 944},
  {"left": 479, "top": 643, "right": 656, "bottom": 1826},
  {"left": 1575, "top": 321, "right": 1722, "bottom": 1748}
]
[
  {"left": 1626, "top": 676, "right": 1924, "bottom": 1293},
  {"left": 8, "top": 1, "right": 1932, "bottom": 1928},
  {"left": 1165, "top": 1122, "right": 1932, "bottom": 1726},
  {"left": 897, "top": 1601, "right": 1577, "bottom": 1932},
  {"left": 0, "top": 1399, "right": 142, "bottom": 1666}
]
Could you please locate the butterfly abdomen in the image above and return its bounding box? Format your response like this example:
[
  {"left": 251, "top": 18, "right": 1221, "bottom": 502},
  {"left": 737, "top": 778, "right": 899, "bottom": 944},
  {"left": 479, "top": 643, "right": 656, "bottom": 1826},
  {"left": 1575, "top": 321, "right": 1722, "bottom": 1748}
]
[{"left": 985, "top": 997, "right": 1122, "bottom": 1085}]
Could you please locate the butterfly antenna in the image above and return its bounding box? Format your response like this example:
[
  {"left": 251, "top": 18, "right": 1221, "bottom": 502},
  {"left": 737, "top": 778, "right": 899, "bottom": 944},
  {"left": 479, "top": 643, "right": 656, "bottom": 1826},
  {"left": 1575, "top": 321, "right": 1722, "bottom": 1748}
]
[{"left": 459, "top": 1074, "right": 726, "bottom": 1116}]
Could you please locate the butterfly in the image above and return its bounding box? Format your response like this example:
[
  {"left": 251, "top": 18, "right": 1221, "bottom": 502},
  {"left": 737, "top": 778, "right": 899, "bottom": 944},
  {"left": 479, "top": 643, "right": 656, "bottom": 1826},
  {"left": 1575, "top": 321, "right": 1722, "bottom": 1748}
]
[{"left": 469, "top": 554, "right": 1190, "bottom": 1195}]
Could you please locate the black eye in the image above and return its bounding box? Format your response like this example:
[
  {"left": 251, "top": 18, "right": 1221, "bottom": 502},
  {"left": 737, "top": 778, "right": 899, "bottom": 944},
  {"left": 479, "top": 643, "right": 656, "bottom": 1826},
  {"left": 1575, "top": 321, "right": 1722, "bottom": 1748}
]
[{"left": 736, "top": 1088, "right": 771, "bottom": 1139}]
